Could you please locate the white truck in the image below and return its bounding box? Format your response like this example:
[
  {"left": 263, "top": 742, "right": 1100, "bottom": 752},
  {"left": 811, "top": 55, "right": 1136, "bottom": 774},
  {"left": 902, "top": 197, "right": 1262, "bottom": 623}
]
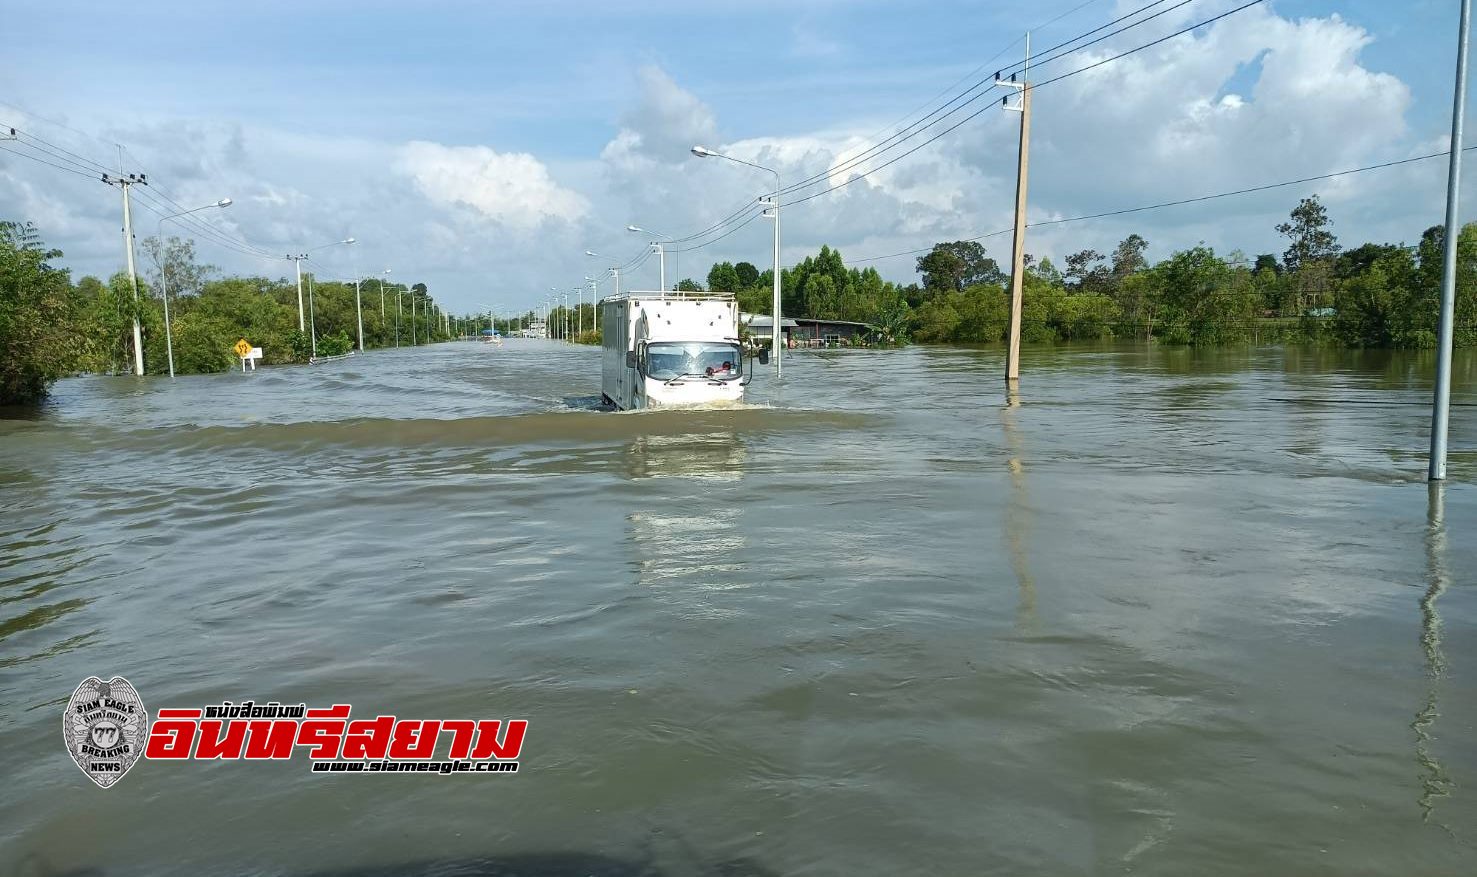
[{"left": 600, "top": 290, "right": 766, "bottom": 410}]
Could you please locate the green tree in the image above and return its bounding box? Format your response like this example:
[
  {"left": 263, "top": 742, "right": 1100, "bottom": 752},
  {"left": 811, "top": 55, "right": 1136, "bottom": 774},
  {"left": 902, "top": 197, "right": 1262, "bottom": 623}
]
[
  {"left": 0, "top": 222, "right": 80, "bottom": 403},
  {"left": 1111, "top": 234, "right": 1149, "bottom": 281},
  {"left": 734, "top": 261, "right": 760, "bottom": 287},
  {"left": 1277, "top": 195, "right": 1340, "bottom": 314},
  {"left": 707, "top": 261, "right": 741, "bottom": 293},
  {"left": 916, "top": 240, "right": 1003, "bottom": 294}
]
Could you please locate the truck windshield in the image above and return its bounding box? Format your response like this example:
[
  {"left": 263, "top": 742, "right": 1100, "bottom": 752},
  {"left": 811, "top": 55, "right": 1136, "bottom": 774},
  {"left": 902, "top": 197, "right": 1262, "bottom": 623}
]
[{"left": 645, "top": 342, "right": 743, "bottom": 381}]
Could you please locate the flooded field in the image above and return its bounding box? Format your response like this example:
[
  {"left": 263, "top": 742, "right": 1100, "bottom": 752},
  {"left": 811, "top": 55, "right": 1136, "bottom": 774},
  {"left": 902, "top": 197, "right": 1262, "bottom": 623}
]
[{"left": 2, "top": 340, "right": 1474, "bottom": 876}]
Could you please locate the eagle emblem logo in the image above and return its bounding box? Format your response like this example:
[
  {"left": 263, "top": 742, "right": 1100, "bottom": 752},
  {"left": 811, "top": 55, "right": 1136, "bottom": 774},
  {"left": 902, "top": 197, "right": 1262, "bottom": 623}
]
[{"left": 64, "top": 676, "right": 148, "bottom": 788}]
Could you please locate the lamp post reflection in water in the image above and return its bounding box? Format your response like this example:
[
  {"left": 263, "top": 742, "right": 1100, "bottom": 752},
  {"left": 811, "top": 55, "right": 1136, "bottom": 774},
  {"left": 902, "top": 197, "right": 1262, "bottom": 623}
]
[
  {"left": 1001, "top": 389, "right": 1036, "bottom": 630},
  {"left": 623, "top": 429, "right": 750, "bottom": 619},
  {"left": 1414, "top": 482, "right": 1456, "bottom": 829}
]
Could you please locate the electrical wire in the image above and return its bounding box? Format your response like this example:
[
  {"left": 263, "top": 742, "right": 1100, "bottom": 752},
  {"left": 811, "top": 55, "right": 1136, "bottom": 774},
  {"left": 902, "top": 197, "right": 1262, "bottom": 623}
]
[
  {"left": 850, "top": 147, "right": 1473, "bottom": 264},
  {"left": 782, "top": 0, "right": 1264, "bottom": 209},
  {"left": 776, "top": 0, "right": 1188, "bottom": 198},
  {"left": 0, "top": 142, "right": 102, "bottom": 180},
  {"left": 644, "top": 0, "right": 1179, "bottom": 263}
]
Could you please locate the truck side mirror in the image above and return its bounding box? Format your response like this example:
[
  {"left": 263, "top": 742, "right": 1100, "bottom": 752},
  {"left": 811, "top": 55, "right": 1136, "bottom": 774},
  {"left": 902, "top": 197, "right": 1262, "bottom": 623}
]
[
  {"left": 626, "top": 351, "right": 637, "bottom": 369},
  {"left": 758, "top": 349, "right": 770, "bottom": 365}
]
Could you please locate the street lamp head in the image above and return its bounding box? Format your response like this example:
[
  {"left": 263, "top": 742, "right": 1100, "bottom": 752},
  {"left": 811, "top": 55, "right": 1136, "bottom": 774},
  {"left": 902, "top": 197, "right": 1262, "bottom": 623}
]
[
  {"left": 215, "top": 198, "right": 233, "bottom": 208},
  {"left": 584, "top": 250, "right": 600, "bottom": 257},
  {"left": 691, "top": 145, "right": 715, "bottom": 158},
  {"left": 626, "top": 225, "right": 643, "bottom": 233},
  {"left": 343, "top": 237, "right": 356, "bottom": 244}
]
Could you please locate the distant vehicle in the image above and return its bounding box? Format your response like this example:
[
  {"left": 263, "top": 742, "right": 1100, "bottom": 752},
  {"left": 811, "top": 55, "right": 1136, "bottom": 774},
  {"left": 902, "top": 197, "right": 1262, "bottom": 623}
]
[
  {"left": 600, "top": 290, "right": 765, "bottom": 410},
  {"left": 480, "top": 329, "right": 502, "bottom": 345}
]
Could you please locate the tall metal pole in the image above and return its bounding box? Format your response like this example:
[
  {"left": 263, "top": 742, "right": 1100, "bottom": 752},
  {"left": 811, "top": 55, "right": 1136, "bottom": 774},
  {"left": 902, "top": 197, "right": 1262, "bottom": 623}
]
[
  {"left": 589, "top": 275, "right": 599, "bottom": 333},
  {"left": 690, "top": 149, "right": 782, "bottom": 373},
  {"left": 293, "top": 257, "right": 306, "bottom": 332},
  {"left": 355, "top": 275, "right": 365, "bottom": 352},
  {"left": 411, "top": 293, "right": 417, "bottom": 345},
  {"left": 1002, "top": 34, "right": 1032, "bottom": 387},
  {"left": 770, "top": 186, "right": 782, "bottom": 377},
  {"left": 656, "top": 244, "right": 666, "bottom": 292},
  {"left": 121, "top": 182, "right": 144, "bottom": 376},
  {"left": 157, "top": 238, "right": 175, "bottom": 378},
  {"left": 1431, "top": 0, "right": 1472, "bottom": 482},
  {"left": 307, "top": 269, "right": 318, "bottom": 358},
  {"left": 396, "top": 287, "right": 402, "bottom": 347},
  {"left": 154, "top": 203, "right": 230, "bottom": 376}
]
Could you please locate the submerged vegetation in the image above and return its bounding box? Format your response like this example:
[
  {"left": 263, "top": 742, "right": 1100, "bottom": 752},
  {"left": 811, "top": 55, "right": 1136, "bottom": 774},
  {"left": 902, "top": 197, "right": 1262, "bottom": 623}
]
[
  {"left": 0, "top": 221, "right": 448, "bottom": 403},
  {"left": 674, "top": 196, "right": 1477, "bottom": 351},
  {"left": 4, "top": 196, "right": 1475, "bottom": 404}
]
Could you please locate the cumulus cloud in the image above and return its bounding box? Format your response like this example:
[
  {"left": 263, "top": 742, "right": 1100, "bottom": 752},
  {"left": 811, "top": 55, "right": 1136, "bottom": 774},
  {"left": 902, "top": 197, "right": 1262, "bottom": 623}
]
[
  {"left": 397, "top": 141, "right": 589, "bottom": 229},
  {"left": 0, "top": 2, "right": 1455, "bottom": 310}
]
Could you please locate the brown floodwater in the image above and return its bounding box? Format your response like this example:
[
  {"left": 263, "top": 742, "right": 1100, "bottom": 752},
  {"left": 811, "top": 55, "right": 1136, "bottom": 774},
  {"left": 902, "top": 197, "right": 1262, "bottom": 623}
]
[{"left": 1, "top": 339, "right": 1474, "bottom": 876}]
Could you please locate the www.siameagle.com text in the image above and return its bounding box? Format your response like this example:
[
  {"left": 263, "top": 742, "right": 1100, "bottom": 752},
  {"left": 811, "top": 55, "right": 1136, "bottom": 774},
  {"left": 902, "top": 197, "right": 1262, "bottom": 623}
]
[{"left": 311, "top": 760, "right": 519, "bottom": 774}]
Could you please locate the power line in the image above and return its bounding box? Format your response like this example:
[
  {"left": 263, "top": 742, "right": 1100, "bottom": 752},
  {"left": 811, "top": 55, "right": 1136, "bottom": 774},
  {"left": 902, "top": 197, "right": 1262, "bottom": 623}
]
[
  {"left": 1035, "top": 0, "right": 1264, "bottom": 91},
  {"left": 783, "top": 0, "right": 1264, "bottom": 210},
  {"left": 0, "top": 142, "right": 101, "bottom": 180},
  {"left": 649, "top": 0, "right": 1180, "bottom": 263},
  {"left": 777, "top": 0, "right": 1187, "bottom": 198},
  {"left": 851, "top": 146, "right": 1474, "bottom": 264},
  {"left": 0, "top": 120, "right": 291, "bottom": 262}
]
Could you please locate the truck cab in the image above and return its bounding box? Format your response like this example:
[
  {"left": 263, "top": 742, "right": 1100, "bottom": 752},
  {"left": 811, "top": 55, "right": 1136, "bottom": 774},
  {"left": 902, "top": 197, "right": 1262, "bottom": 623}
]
[{"left": 601, "top": 291, "right": 753, "bottom": 410}]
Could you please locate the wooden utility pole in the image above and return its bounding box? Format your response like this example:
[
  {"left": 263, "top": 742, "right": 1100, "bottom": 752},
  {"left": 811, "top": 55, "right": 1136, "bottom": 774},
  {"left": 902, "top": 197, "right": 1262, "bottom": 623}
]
[{"left": 998, "top": 36, "right": 1031, "bottom": 386}]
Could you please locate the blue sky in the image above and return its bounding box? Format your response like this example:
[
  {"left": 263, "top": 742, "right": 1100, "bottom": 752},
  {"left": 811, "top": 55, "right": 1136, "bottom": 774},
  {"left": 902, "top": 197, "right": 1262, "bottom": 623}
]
[{"left": 1, "top": 0, "right": 1472, "bottom": 314}]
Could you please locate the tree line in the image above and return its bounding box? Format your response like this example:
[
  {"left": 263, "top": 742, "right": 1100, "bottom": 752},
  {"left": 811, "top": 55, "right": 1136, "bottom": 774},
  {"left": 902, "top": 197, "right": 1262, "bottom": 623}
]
[
  {"left": 675, "top": 195, "right": 1477, "bottom": 350},
  {"left": 7, "top": 196, "right": 1476, "bottom": 404},
  {"left": 1, "top": 221, "right": 450, "bottom": 404}
]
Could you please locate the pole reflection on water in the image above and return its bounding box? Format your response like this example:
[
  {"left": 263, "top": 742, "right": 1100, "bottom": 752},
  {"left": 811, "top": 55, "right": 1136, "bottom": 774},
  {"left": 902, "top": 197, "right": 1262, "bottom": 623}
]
[
  {"left": 624, "top": 430, "right": 750, "bottom": 613},
  {"left": 1414, "top": 482, "right": 1455, "bottom": 829},
  {"left": 1000, "top": 389, "right": 1037, "bottom": 631}
]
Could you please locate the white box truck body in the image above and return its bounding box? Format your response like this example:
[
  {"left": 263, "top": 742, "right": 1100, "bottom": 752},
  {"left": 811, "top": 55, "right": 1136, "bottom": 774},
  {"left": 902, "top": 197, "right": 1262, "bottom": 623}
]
[{"left": 601, "top": 291, "right": 751, "bottom": 410}]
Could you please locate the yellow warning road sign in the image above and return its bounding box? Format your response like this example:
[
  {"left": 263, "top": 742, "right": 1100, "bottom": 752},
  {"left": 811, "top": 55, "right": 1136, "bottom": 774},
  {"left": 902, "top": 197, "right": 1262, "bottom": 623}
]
[{"left": 234, "top": 339, "right": 252, "bottom": 357}]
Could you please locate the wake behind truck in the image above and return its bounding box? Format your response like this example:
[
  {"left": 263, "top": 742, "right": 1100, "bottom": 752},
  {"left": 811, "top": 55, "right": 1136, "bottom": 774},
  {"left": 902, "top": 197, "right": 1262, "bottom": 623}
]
[{"left": 600, "top": 290, "right": 766, "bottom": 410}]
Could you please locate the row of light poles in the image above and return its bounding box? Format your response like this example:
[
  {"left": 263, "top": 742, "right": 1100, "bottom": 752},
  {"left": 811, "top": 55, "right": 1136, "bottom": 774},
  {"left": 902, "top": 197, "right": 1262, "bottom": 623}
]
[{"left": 147, "top": 203, "right": 433, "bottom": 374}]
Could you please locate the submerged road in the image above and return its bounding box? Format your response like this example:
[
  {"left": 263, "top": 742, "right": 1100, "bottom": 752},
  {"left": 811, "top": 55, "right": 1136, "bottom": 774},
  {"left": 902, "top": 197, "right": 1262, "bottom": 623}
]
[{"left": 1, "top": 339, "right": 1475, "bottom": 875}]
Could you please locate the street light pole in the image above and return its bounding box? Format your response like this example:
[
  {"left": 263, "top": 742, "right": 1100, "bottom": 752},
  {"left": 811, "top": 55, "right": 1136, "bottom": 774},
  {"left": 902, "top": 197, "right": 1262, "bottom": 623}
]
[
  {"left": 1431, "top": 0, "right": 1472, "bottom": 481},
  {"left": 584, "top": 274, "right": 599, "bottom": 333},
  {"left": 584, "top": 252, "right": 604, "bottom": 332},
  {"left": 628, "top": 225, "right": 675, "bottom": 291},
  {"left": 294, "top": 237, "right": 355, "bottom": 359},
  {"left": 691, "top": 145, "right": 783, "bottom": 375},
  {"left": 155, "top": 198, "right": 232, "bottom": 378}
]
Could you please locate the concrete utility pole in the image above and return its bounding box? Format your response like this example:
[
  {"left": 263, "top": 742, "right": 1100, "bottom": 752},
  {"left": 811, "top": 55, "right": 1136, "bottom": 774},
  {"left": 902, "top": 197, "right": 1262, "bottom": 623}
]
[
  {"left": 103, "top": 173, "right": 147, "bottom": 376},
  {"left": 289, "top": 256, "right": 307, "bottom": 332},
  {"left": 998, "top": 35, "right": 1031, "bottom": 387},
  {"left": 307, "top": 270, "right": 318, "bottom": 358},
  {"left": 1431, "top": 0, "right": 1471, "bottom": 482}
]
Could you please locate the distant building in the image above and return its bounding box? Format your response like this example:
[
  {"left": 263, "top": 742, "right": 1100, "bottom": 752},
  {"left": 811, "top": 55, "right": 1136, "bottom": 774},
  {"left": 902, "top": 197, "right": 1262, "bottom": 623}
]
[
  {"left": 740, "top": 313, "right": 798, "bottom": 345},
  {"left": 789, "top": 318, "right": 877, "bottom": 347},
  {"left": 741, "top": 313, "right": 879, "bottom": 347}
]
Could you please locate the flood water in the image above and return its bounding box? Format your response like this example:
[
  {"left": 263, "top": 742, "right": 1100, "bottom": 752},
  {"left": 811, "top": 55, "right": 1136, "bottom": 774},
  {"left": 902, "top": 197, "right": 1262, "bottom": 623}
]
[{"left": 2, "top": 339, "right": 1475, "bottom": 876}]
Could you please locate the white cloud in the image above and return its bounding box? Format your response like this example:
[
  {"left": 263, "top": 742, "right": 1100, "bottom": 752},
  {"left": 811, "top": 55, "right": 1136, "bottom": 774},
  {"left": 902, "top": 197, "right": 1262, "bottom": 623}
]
[
  {"left": 396, "top": 141, "right": 589, "bottom": 229},
  {"left": 0, "top": 3, "right": 1458, "bottom": 311}
]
